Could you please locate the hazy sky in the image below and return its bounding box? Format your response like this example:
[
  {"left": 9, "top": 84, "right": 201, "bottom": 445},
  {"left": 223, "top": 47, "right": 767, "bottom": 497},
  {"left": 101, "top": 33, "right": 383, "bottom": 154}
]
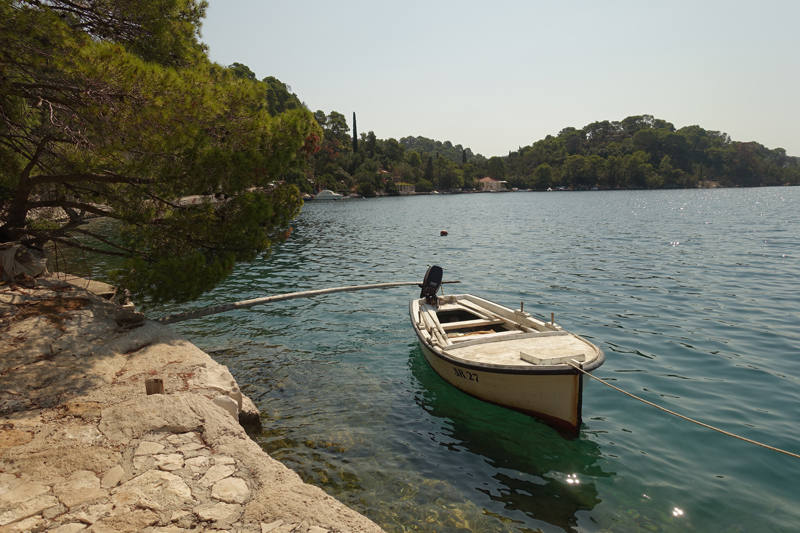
[{"left": 200, "top": 0, "right": 799, "bottom": 158}]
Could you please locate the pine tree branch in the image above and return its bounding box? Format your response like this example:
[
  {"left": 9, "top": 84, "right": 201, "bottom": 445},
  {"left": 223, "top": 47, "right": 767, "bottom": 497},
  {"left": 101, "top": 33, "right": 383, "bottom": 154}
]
[
  {"left": 29, "top": 173, "right": 154, "bottom": 186},
  {"left": 25, "top": 200, "right": 114, "bottom": 219},
  {"left": 66, "top": 227, "right": 139, "bottom": 255},
  {"left": 46, "top": 235, "right": 129, "bottom": 258}
]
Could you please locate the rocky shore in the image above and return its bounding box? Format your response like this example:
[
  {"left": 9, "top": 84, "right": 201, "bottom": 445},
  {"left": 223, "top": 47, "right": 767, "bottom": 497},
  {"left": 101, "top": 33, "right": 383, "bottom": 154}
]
[{"left": 0, "top": 276, "right": 384, "bottom": 533}]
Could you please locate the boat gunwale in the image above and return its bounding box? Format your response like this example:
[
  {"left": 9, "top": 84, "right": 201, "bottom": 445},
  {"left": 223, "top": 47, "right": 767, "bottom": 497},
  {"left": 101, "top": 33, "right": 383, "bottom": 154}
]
[{"left": 409, "top": 297, "right": 606, "bottom": 375}]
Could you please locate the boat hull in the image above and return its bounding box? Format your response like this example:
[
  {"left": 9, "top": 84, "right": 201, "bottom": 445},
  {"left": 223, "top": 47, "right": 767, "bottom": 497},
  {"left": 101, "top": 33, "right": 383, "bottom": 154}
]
[
  {"left": 416, "top": 336, "right": 584, "bottom": 434},
  {"left": 409, "top": 294, "right": 603, "bottom": 435}
]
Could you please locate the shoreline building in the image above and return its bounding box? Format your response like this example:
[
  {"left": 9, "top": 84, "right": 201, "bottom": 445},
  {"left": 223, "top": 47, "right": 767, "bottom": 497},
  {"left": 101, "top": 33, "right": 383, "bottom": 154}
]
[{"left": 479, "top": 177, "right": 507, "bottom": 192}]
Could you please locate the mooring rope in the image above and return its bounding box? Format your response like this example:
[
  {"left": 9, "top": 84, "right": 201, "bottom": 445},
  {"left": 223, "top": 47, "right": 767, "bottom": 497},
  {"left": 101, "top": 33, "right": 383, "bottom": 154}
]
[
  {"left": 156, "top": 280, "right": 461, "bottom": 325},
  {"left": 567, "top": 361, "right": 800, "bottom": 459}
]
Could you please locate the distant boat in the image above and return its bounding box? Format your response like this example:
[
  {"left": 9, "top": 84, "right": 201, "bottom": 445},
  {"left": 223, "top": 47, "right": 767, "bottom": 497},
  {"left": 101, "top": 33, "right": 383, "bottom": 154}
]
[
  {"left": 410, "top": 266, "right": 605, "bottom": 435},
  {"left": 313, "top": 189, "right": 343, "bottom": 200}
]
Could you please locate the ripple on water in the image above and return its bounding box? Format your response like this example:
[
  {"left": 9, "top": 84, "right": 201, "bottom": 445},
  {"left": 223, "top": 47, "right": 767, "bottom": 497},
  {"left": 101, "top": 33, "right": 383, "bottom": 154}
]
[{"left": 145, "top": 188, "right": 800, "bottom": 533}]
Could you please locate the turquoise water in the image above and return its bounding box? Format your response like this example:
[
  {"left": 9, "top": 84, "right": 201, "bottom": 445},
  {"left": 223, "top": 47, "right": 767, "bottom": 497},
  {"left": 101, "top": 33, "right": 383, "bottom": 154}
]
[{"left": 151, "top": 188, "right": 800, "bottom": 532}]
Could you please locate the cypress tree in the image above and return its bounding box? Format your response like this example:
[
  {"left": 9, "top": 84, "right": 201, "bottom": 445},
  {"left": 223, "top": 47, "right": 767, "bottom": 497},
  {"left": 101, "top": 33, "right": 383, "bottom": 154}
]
[
  {"left": 352, "top": 112, "right": 358, "bottom": 152},
  {"left": 423, "top": 156, "right": 434, "bottom": 182}
]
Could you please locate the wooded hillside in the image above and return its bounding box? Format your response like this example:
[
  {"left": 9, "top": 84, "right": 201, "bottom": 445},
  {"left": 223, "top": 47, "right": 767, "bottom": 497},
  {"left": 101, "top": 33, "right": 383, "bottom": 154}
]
[
  {"left": 284, "top": 110, "right": 798, "bottom": 194},
  {"left": 503, "top": 116, "right": 799, "bottom": 189}
]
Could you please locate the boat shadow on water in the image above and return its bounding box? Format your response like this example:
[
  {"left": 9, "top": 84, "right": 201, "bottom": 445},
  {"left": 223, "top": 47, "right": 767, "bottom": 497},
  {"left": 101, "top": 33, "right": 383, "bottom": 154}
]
[{"left": 407, "top": 344, "right": 615, "bottom": 532}]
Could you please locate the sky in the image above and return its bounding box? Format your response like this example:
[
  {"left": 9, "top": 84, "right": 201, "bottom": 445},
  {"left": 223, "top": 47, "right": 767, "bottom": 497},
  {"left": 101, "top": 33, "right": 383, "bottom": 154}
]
[{"left": 199, "top": 0, "right": 800, "bottom": 158}]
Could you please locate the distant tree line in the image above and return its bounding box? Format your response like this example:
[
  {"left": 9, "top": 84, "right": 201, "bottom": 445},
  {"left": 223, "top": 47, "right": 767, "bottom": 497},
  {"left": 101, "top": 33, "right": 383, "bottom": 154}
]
[
  {"left": 270, "top": 103, "right": 798, "bottom": 195},
  {"left": 504, "top": 115, "right": 800, "bottom": 190},
  {"left": 281, "top": 110, "right": 489, "bottom": 197}
]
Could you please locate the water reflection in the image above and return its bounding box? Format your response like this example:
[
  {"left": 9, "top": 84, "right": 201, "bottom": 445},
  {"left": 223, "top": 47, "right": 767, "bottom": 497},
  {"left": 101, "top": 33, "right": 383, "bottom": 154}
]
[
  {"left": 407, "top": 345, "right": 614, "bottom": 532},
  {"left": 70, "top": 189, "right": 800, "bottom": 533}
]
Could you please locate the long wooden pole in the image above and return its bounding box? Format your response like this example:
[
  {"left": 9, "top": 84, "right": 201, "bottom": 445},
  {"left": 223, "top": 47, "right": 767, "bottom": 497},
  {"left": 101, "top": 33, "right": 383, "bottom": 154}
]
[{"left": 156, "top": 280, "right": 461, "bottom": 325}]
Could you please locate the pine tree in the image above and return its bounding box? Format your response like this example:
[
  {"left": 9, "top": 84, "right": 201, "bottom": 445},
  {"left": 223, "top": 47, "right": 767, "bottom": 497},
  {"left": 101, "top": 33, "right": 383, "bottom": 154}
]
[{"left": 0, "top": 0, "right": 322, "bottom": 304}]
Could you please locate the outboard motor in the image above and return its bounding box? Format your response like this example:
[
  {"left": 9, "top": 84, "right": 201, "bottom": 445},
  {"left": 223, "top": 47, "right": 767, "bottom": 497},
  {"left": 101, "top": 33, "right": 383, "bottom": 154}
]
[{"left": 420, "top": 265, "right": 443, "bottom": 305}]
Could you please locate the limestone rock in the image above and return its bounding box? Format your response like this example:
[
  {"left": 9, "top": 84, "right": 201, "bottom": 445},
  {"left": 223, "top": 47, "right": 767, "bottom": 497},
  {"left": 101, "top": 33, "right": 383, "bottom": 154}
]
[
  {"left": 63, "top": 401, "right": 103, "bottom": 420},
  {"left": 177, "top": 442, "right": 203, "bottom": 453},
  {"left": 51, "top": 425, "right": 103, "bottom": 445},
  {"left": 0, "top": 473, "right": 20, "bottom": 494},
  {"left": 190, "top": 366, "right": 237, "bottom": 396},
  {"left": 170, "top": 509, "right": 191, "bottom": 521},
  {"left": 0, "top": 515, "right": 45, "bottom": 533},
  {"left": 200, "top": 464, "right": 235, "bottom": 487},
  {"left": 184, "top": 455, "right": 209, "bottom": 474},
  {"left": 134, "top": 441, "right": 165, "bottom": 455},
  {"left": 100, "top": 465, "right": 124, "bottom": 489},
  {"left": 165, "top": 434, "right": 183, "bottom": 445},
  {"left": 153, "top": 526, "right": 186, "bottom": 533},
  {"left": 154, "top": 453, "right": 184, "bottom": 471},
  {"left": 0, "top": 494, "right": 59, "bottom": 526},
  {"left": 50, "top": 524, "right": 88, "bottom": 533},
  {"left": 0, "top": 409, "right": 43, "bottom": 429},
  {"left": 134, "top": 498, "right": 162, "bottom": 511},
  {"left": 261, "top": 520, "right": 284, "bottom": 533},
  {"left": 211, "top": 477, "right": 249, "bottom": 504},
  {"left": 67, "top": 510, "right": 97, "bottom": 525},
  {"left": 99, "top": 395, "right": 206, "bottom": 444},
  {"left": 212, "top": 395, "right": 239, "bottom": 420},
  {"left": 195, "top": 502, "right": 240, "bottom": 522},
  {"left": 0, "top": 429, "right": 33, "bottom": 449},
  {"left": 114, "top": 309, "right": 145, "bottom": 327},
  {"left": 0, "top": 481, "right": 50, "bottom": 505},
  {"left": 76, "top": 502, "right": 115, "bottom": 523},
  {"left": 239, "top": 395, "right": 261, "bottom": 430},
  {"left": 132, "top": 455, "right": 153, "bottom": 471},
  {"left": 0, "top": 446, "right": 121, "bottom": 482},
  {"left": 87, "top": 509, "right": 157, "bottom": 533},
  {"left": 53, "top": 470, "right": 107, "bottom": 509},
  {"left": 112, "top": 470, "right": 194, "bottom": 509},
  {"left": 271, "top": 522, "right": 303, "bottom": 533},
  {"left": 228, "top": 388, "right": 243, "bottom": 411},
  {"left": 0, "top": 280, "right": 387, "bottom": 533}
]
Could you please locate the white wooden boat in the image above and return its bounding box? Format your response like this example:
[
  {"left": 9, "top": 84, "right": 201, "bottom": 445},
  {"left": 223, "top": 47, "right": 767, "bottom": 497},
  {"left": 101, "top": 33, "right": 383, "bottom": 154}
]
[
  {"left": 313, "top": 189, "right": 343, "bottom": 200},
  {"left": 410, "top": 266, "right": 605, "bottom": 435}
]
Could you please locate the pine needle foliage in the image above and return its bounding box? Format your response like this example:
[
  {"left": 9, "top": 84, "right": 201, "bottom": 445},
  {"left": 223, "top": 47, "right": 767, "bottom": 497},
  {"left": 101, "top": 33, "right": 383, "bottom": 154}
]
[{"left": 0, "top": 0, "right": 321, "bottom": 304}]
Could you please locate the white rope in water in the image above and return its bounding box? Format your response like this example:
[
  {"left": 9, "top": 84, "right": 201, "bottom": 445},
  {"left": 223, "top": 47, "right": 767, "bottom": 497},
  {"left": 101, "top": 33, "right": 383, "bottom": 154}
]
[{"left": 567, "top": 361, "right": 800, "bottom": 459}]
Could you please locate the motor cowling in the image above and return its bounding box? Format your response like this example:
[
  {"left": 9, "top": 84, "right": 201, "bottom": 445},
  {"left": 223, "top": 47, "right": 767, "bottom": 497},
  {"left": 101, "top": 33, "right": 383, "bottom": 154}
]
[{"left": 420, "top": 265, "right": 443, "bottom": 303}]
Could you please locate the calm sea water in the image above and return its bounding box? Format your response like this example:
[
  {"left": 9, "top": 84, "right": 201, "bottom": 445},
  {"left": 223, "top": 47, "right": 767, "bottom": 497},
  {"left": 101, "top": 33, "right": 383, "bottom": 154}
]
[{"left": 148, "top": 188, "right": 799, "bottom": 533}]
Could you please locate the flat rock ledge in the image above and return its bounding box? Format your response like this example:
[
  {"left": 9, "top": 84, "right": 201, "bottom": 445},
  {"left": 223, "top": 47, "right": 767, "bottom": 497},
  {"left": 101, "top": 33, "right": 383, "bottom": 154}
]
[{"left": 0, "top": 277, "right": 384, "bottom": 533}]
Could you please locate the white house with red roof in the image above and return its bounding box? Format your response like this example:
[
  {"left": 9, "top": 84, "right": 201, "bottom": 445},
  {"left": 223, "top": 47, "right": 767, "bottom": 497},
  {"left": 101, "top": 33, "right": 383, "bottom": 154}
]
[{"left": 479, "top": 177, "right": 507, "bottom": 191}]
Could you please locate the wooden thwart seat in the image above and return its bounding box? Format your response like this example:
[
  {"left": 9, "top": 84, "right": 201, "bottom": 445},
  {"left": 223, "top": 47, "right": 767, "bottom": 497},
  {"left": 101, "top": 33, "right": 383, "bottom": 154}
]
[{"left": 440, "top": 318, "right": 504, "bottom": 331}]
